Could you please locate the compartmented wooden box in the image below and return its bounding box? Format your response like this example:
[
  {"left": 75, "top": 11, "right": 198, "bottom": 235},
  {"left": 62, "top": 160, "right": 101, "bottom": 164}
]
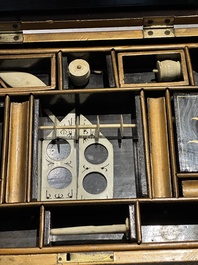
[{"left": 1, "top": 1, "right": 198, "bottom": 264}]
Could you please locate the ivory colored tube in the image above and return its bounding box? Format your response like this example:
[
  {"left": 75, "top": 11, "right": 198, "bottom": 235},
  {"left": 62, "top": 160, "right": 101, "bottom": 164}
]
[
  {"left": 51, "top": 222, "right": 128, "bottom": 235},
  {"left": 6, "top": 101, "right": 29, "bottom": 203},
  {"left": 147, "top": 97, "right": 172, "bottom": 198},
  {"left": 182, "top": 180, "right": 198, "bottom": 197}
]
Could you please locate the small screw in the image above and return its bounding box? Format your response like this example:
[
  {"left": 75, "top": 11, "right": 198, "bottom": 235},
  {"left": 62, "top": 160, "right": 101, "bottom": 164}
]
[
  {"left": 164, "top": 30, "right": 171, "bottom": 35},
  {"left": 148, "top": 30, "right": 153, "bottom": 36},
  {"left": 58, "top": 257, "right": 62, "bottom": 261},
  {"left": 13, "top": 35, "right": 19, "bottom": 41}
]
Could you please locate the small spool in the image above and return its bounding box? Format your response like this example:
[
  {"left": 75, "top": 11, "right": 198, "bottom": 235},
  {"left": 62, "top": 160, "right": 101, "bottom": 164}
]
[
  {"left": 153, "top": 60, "right": 182, "bottom": 82},
  {"left": 68, "top": 59, "right": 90, "bottom": 86}
]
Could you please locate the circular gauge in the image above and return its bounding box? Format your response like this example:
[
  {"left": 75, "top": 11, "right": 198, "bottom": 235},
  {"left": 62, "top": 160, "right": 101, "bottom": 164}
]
[
  {"left": 47, "top": 138, "right": 71, "bottom": 161},
  {"left": 83, "top": 172, "right": 107, "bottom": 194},
  {"left": 84, "top": 143, "right": 108, "bottom": 164},
  {"left": 47, "top": 167, "right": 72, "bottom": 189}
]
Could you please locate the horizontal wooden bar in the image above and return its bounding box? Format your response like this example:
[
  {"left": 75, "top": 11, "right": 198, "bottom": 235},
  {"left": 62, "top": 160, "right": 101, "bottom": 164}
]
[
  {"left": 2, "top": 241, "right": 198, "bottom": 255},
  {"left": 1, "top": 248, "right": 198, "bottom": 264}
]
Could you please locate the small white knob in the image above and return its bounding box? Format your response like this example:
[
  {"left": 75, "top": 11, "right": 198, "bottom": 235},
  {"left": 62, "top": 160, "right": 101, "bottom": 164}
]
[{"left": 68, "top": 59, "right": 90, "bottom": 86}]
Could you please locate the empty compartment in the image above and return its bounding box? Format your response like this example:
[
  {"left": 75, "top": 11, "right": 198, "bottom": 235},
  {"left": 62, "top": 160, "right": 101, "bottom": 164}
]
[
  {"left": 118, "top": 50, "right": 188, "bottom": 87},
  {"left": 141, "top": 201, "right": 198, "bottom": 243},
  {"left": 188, "top": 48, "right": 198, "bottom": 85},
  {"left": 44, "top": 203, "right": 131, "bottom": 245},
  {"left": 32, "top": 91, "right": 147, "bottom": 201},
  {"left": 0, "top": 206, "right": 40, "bottom": 248},
  {"left": 0, "top": 53, "right": 56, "bottom": 90},
  {"left": 62, "top": 51, "right": 115, "bottom": 89}
]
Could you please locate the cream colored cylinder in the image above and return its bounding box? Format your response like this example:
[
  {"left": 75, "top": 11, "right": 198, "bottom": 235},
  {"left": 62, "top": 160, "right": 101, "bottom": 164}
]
[
  {"left": 68, "top": 59, "right": 90, "bottom": 86},
  {"left": 155, "top": 60, "right": 182, "bottom": 82},
  {"left": 147, "top": 97, "right": 172, "bottom": 198}
]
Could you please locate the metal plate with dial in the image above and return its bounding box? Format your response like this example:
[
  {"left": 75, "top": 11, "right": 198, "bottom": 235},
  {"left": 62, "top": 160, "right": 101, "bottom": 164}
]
[{"left": 40, "top": 112, "right": 77, "bottom": 201}]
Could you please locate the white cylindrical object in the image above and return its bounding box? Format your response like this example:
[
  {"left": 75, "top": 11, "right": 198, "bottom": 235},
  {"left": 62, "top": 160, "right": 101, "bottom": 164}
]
[
  {"left": 68, "top": 59, "right": 90, "bottom": 86},
  {"left": 50, "top": 218, "right": 129, "bottom": 235},
  {"left": 156, "top": 60, "right": 182, "bottom": 82}
]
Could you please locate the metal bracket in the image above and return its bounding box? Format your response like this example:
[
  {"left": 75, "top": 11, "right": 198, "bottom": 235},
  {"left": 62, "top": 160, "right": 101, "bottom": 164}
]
[
  {"left": 40, "top": 112, "right": 77, "bottom": 201},
  {"left": 0, "top": 22, "right": 23, "bottom": 43},
  {"left": 143, "top": 17, "right": 175, "bottom": 38},
  {"left": 78, "top": 115, "right": 114, "bottom": 199},
  {"left": 57, "top": 252, "right": 114, "bottom": 263}
]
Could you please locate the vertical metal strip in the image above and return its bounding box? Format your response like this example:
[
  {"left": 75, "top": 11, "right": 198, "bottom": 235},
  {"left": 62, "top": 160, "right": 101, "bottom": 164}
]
[
  {"left": 27, "top": 95, "right": 34, "bottom": 202},
  {"left": 140, "top": 90, "right": 152, "bottom": 198},
  {"left": 0, "top": 95, "right": 10, "bottom": 203},
  {"left": 135, "top": 95, "right": 148, "bottom": 197},
  {"left": 31, "top": 98, "right": 40, "bottom": 201},
  {"left": 166, "top": 89, "right": 179, "bottom": 197},
  {"left": 129, "top": 204, "right": 137, "bottom": 242}
]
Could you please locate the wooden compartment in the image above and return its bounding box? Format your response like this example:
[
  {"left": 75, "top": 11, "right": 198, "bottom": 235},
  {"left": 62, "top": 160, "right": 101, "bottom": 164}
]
[
  {"left": 117, "top": 50, "right": 189, "bottom": 88},
  {"left": 0, "top": 96, "right": 33, "bottom": 204},
  {"left": 0, "top": 53, "right": 56, "bottom": 91},
  {"left": 140, "top": 201, "right": 198, "bottom": 243},
  {"left": 31, "top": 91, "right": 147, "bottom": 201},
  {"left": 188, "top": 48, "right": 198, "bottom": 85},
  {"left": 61, "top": 51, "right": 115, "bottom": 89},
  {"left": 1, "top": 3, "right": 198, "bottom": 262},
  {"left": 0, "top": 206, "right": 40, "bottom": 248},
  {"left": 44, "top": 203, "right": 135, "bottom": 246}
]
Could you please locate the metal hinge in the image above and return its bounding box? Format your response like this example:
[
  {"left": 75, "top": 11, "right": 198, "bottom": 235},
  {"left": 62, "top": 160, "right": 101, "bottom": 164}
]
[
  {"left": 0, "top": 22, "right": 23, "bottom": 43},
  {"left": 143, "top": 17, "right": 175, "bottom": 38},
  {"left": 57, "top": 252, "right": 114, "bottom": 263}
]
